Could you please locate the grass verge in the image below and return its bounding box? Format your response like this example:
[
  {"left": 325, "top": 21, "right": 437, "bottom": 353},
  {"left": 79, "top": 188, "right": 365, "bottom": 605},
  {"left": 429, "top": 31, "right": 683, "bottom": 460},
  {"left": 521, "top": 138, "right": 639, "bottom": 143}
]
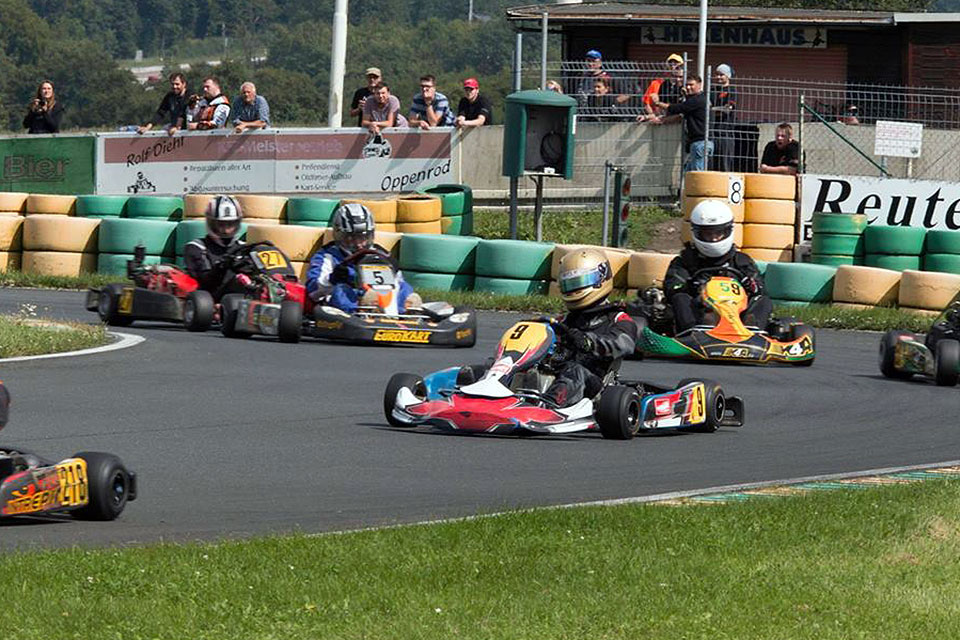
[
  {"left": 0, "top": 270, "right": 115, "bottom": 290},
  {"left": 2, "top": 479, "right": 959, "bottom": 639},
  {"left": 0, "top": 314, "right": 108, "bottom": 358}
]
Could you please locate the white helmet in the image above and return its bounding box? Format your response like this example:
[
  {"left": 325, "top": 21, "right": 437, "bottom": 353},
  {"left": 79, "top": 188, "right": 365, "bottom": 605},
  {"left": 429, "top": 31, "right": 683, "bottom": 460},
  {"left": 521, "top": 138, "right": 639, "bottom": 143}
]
[
  {"left": 332, "top": 203, "right": 375, "bottom": 254},
  {"left": 689, "top": 200, "right": 735, "bottom": 258},
  {"left": 204, "top": 195, "right": 243, "bottom": 244}
]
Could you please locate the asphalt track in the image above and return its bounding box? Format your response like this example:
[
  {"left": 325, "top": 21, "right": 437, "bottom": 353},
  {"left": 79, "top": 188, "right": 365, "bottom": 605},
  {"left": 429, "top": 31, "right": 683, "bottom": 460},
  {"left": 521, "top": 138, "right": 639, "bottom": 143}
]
[{"left": 0, "top": 288, "right": 957, "bottom": 551}]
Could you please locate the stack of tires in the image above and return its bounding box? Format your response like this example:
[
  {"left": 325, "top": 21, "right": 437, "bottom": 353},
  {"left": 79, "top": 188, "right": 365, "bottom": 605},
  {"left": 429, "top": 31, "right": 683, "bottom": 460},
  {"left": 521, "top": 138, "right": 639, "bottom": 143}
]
[
  {"left": 550, "top": 244, "right": 631, "bottom": 296},
  {"left": 831, "top": 265, "right": 901, "bottom": 310},
  {"left": 21, "top": 194, "right": 99, "bottom": 277},
  {"left": 245, "top": 224, "right": 326, "bottom": 281},
  {"left": 475, "top": 239, "right": 553, "bottom": 295},
  {"left": 396, "top": 194, "right": 442, "bottom": 234},
  {"left": 286, "top": 198, "right": 339, "bottom": 228},
  {"left": 680, "top": 171, "right": 745, "bottom": 248},
  {"left": 741, "top": 174, "right": 796, "bottom": 263},
  {"left": 923, "top": 230, "right": 960, "bottom": 275},
  {"left": 419, "top": 184, "right": 474, "bottom": 236},
  {"left": 375, "top": 230, "right": 403, "bottom": 256},
  {"left": 627, "top": 252, "right": 677, "bottom": 294},
  {"left": 97, "top": 218, "right": 177, "bottom": 275},
  {"left": 897, "top": 269, "right": 960, "bottom": 316},
  {"left": 764, "top": 262, "right": 837, "bottom": 308},
  {"left": 864, "top": 225, "right": 925, "bottom": 271},
  {"left": 810, "top": 212, "right": 866, "bottom": 266},
  {"left": 0, "top": 193, "right": 27, "bottom": 272},
  {"left": 343, "top": 198, "right": 397, "bottom": 232},
  {"left": 399, "top": 234, "right": 478, "bottom": 291},
  {"left": 236, "top": 195, "right": 285, "bottom": 227},
  {"left": 184, "top": 194, "right": 214, "bottom": 219},
  {"left": 126, "top": 196, "right": 183, "bottom": 222},
  {"left": 76, "top": 195, "right": 128, "bottom": 219}
]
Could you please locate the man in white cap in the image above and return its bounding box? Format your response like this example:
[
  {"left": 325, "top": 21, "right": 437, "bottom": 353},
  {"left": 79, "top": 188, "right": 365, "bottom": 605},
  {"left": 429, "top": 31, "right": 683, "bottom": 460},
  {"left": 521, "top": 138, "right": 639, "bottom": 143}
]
[
  {"left": 350, "top": 67, "right": 382, "bottom": 127},
  {"left": 710, "top": 63, "right": 736, "bottom": 170}
]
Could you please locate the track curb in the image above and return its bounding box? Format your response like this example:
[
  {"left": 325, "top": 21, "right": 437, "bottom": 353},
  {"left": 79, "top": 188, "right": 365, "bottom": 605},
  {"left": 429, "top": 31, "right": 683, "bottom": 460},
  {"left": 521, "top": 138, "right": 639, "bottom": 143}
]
[{"left": 0, "top": 330, "right": 144, "bottom": 364}]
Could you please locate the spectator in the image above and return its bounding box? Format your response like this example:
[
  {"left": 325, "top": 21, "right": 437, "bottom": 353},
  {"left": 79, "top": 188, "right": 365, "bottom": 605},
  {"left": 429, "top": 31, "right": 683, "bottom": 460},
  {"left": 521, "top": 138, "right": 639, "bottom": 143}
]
[
  {"left": 362, "top": 82, "right": 408, "bottom": 135},
  {"left": 187, "top": 76, "right": 230, "bottom": 130},
  {"left": 709, "top": 63, "right": 737, "bottom": 171},
  {"left": 23, "top": 80, "right": 63, "bottom": 134},
  {"left": 638, "top": 74, "right": 712, "bottom": 173},
  {"left": 138, "top": 72, "right": 188, "bottom": 136},
  {"left": 642, "top": 53, "right": 685, "bottom": 115},
  {"left": 759, "top": 123, "right": 800, "bottom": 175},
  {"left": 455, "top": 77, "right": 492, "bottom": 129},
  {"left": 583, "top": 77, "right": 621, "bottom": 122},
  {"left": 408, "top": 75, "right": 454, "bottom": 130},
  {"left": 839, "top": 104, "right": 860, "bottom": 126},
  {"left": 574, "top": 49, "right": 611, "bottom": 107},
  {"left": 545, "top": 80, "right": 564, "bottom": 94},
  {"left": 350, "top": 67, "right": 382, "bottom": 127},
  {"left": 232, "top": 82, "right": 270, "bottom": 133}
]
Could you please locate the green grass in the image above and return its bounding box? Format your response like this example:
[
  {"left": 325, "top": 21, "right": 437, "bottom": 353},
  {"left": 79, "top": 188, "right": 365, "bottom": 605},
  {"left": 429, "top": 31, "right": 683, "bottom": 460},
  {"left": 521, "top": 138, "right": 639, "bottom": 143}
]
[
  {"left": 2, "top": 479, "right": 960, "bottom": 639},
  {"left": 0, "top": 270, "right": 116, "bottom": 290},
  {"left": 0, "top": 314, "right": 108, "bottom": 357}
]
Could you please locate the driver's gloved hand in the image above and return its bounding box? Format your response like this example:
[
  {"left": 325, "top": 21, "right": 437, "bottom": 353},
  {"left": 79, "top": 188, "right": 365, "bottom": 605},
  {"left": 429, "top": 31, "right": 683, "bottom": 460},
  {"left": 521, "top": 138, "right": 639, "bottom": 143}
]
[
  {"left": 740, "top": 276, "right": 760, "bottom": 296},
  {"left": 330, "top": 263, "right": 351, "bottom": 285},
  {"left": 566, "top": 328, "right": 595, "bottom": 353},
  {"left": 235, "top": 273, "right": 257, "bottom": 291}
]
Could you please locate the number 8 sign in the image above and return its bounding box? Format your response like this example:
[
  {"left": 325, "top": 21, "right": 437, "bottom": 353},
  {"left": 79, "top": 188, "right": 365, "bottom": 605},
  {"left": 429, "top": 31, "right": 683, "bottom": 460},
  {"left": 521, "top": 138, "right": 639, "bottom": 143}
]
[{"left": 728, "top": 175, "right": 743, "bottom": 205}]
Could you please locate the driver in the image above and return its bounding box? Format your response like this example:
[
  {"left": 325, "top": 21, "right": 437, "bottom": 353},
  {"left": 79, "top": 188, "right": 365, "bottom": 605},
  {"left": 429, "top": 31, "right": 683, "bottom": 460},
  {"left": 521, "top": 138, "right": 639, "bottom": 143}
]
[
  {"left": 305, "top": 203, "right": 421, "bottom": 313},
  {"left": 545, "top": 249, "right": 638, "bottom": 407},
  {"left": 926, "top": 294, "right": 960, "bottom": 352},
  {"left": 664, "top": 200, "right": 771, "bottom": 333},
  {"left": 183, "top": 195, "right": 253, "bottom": 299}
]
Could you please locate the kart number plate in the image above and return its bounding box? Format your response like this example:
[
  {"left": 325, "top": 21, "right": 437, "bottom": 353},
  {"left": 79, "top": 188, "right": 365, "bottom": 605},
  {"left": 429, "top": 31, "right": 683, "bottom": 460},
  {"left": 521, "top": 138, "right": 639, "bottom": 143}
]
[
  {"left": 688, "top": 384, "right": 705, "bottom": 424},
  {"left": 253, "top": 250, "right": 288, "bottom": 271},
  {"left": 55, "top": 459, "right": 89, "bottom": 507},
  {"left": 360, "top": 264, "right": 396, "bottom": 287},
  {"left": 118, "top": 288, "right": 134, "bottom": 314}
]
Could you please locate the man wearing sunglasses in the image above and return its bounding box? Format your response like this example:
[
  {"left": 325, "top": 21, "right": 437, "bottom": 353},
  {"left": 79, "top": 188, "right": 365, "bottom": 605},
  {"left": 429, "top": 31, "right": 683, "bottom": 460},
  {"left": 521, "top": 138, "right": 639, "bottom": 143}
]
[
  {"left": 408, "top": 75, "right": 454, "bottom": 130},
  {"left": 455, "top": 77, "right": 492, "bottom": 128}
]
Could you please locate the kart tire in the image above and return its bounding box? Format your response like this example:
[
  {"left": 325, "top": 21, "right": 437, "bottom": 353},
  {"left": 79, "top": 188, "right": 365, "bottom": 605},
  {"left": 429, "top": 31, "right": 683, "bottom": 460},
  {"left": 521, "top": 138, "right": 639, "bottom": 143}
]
[
  {"left": 97, "top": 284, "right": 133, "bottom": 326},
  {"left": 925, "top": 231, "right": 960, "bottom": 255},
  {"left": 384, "top": 373, "right": 425, "bottom": 428},
  {"left": 934, "top": 339, "right": 960, "bottom": 387},
  {"left": 184, "top": 290, "right": 215, "bottom": 332},
  {"left": 864, "top": 225, "right": 926, "bottom": 256},
  {"left": 678, "top": 379, "right": 725, "bottom": 433},
  {"left": 278, "top": 300, "right": 303, "bottom": 344},
  {"left": 76, "top": 195, "right": 128, "bottom": 218},
  {"left": 597, "top": 385, "right": 641, "bottom": 440},
  {"left": 125, "top": 196, "right": 184, "bottom": 220},
  {"left": 811, "top": 212, "right": 868, "bottom": 235},
  {"left": 71, "top": 452, "right": 132, "bottom": 521},
  {"left": 220, "top": 294, "right": 249, "bottom": 339},
  {"left": 789, "top": 324, "right": 816, "bottom": 366},
  {"left": 879, "top": 330, "right": 914, "bottom": 379}
]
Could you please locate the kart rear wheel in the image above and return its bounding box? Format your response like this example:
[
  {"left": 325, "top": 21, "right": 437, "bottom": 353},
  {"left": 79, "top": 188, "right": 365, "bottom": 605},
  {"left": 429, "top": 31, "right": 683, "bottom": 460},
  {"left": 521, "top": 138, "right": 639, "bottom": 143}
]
[
  {"left": 879, "top": 330, "right": 914, "bottom": 380},
  {"left": 184, "top": 290, "right": 215, "bottom": 332},
  {"left": 97, "top": 284, "right": 133, "bottom": 327},
  {"left": 278, "top": 300, "right": 303, "bottom": 344},
  {"left": 384, "top": 373, "right": 425, "bottom": 428},
  {"left": 678, "top": 378, "right": 725, "bottom": 433},
  {"left": 789, "top": 324, "right": 816, "bottom": 366},
  {"left": 220, "top": 294, "right": 250, "bottom": 339},
  {"left": 934, "top": 339, "right": 960, "bottom": 387},
  {"left": 597, "top": 385, "right": 641, "bottom": 440},
  {"left": 72, "top": 451, "right": 132, "bottom": 521}
]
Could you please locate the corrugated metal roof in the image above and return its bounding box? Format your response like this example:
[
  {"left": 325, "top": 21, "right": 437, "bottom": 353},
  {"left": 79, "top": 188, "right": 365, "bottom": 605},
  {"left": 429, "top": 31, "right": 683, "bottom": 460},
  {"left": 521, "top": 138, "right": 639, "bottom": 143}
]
[{"left": 506, "top": 2, "right": 959, "bottom": 26}]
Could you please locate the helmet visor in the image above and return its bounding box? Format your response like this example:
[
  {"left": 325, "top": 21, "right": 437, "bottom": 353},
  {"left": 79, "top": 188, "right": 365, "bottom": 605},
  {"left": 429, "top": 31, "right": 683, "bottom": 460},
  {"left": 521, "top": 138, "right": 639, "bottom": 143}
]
[
  {"left": 210, "top": 218, "right": 240, "bottom": 240},
  {"left": 559, "top": 268, "right": 603, "bottom": 294},
  {"left": 693, "top": 222, "right": 733, "bottom": 244},
  {"left": 338, "top": 229, "right": 374, "bottom": 254}
]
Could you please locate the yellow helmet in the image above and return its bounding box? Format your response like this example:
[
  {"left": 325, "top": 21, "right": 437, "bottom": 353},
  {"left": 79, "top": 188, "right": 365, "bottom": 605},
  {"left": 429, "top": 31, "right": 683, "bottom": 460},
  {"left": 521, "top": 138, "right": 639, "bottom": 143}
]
[{"left": 557, "top": 249, "right": 613, "bottom": 310}]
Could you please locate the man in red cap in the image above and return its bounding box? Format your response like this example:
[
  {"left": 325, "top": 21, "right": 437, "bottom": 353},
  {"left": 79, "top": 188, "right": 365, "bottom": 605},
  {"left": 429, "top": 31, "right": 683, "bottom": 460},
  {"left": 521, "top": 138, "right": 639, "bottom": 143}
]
[{"left": 455, "top": 77, "right": 493, "bottom": 129}]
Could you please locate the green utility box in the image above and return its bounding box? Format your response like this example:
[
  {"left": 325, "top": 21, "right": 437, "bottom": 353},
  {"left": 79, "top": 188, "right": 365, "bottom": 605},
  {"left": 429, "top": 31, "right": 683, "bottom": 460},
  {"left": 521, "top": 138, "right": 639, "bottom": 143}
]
[{"left": 502, "top": 90, "right": 577, "bottom": 180}]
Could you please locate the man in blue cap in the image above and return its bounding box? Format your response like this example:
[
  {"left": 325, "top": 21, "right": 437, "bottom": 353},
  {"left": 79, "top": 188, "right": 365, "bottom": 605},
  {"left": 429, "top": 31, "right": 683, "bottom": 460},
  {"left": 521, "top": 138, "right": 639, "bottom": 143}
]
[{"left": 575, "top": 49, "right": 612, "bottom": 107}]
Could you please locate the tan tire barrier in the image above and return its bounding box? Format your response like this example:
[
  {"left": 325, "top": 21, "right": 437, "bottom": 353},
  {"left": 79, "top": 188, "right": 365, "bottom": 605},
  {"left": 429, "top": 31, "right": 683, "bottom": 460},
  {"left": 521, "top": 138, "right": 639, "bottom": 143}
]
[
  {"left": 23, "top": 216, "right": 100, "bottom": 253},
  {"left": 745, "top": 173, "right": 796, "bottom": 200},
  {"left": 375, "top": 231, "right": 403, "bottom": 255},
  {"left": 397, "top": 220, "right": 442, "bottom": 234},
  {"left": 682, "top": 222, "right": 744, "bottom": 247},
  {"left": 396, "top": 195, "right": 442, "bottom": 223},
  {"left": 243, "top": 220, "right": 281, "bottom": 229},
  {"left": 684, "top": 171, "right": 745, "bottom": 198},
  {"left": 682, "top": 195, "right": 744, "bottom": 222},
  {"left": 744, "top": 199, "right": 795, "bottom": 225},
  {"left": 552, "top": 245, "right": 631, "bottom": 288},
  {"left": 184, "top": 194, "right": 215, "bottom": 218},
  {"left": 342, "top": 198, "right": 398, "bottom": 224},
  {"left": 290, "top": 261, "right": 309, "bottom": 281},
  {"left": 741, "top": 247, "right": 792, "bottom": 262},
  {"left": 245, "top": 224, "right": 325, "bottom": 262},
  {"left": 832, "top": 265, "right": 901, "bottom": 306},
  {"left": 628, "top": 252, "right": 676, "bottom": 288},
  {"left": 742, "top": 223, "right": 794, "bottom": 249},
  {"left": 378, "top": 223, "right": 398, "bottom": 233},
  {"left": 0, "top": 192, "right": 28, "bottom": 214},
  {"left": 22, "top": 251, "right": 96, "bottom": 276},
  {"left": 26, "top": 194, "right": 76, "bottom": 215},
  {"left": 0, "top": 217, "right": 24, "bottom": 251},
  {"left": 235, "top": 195, "right": 287, "bottom": 221},
  {"left": 897, "top": 269, "right": 960, "bottom": 311},
  {"left": 832, "top": 302, "right": 876, "bottom": 311},
  {"left": 0, "top": 251, "right": 21, "bottom": 271},
  {"left": 899, "top": 307, "right": 941, "bottom": 317}
]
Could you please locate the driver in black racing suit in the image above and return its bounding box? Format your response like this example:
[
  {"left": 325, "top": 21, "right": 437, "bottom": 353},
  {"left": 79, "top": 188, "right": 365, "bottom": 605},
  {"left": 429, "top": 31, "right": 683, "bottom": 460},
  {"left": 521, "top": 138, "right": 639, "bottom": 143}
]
[
  {"left": 545, "top": 249, "right": 638, "bottom": 407},
  {"left": 663, "top": 200, "right": 771, "bottom": 333},
  {"left": 183, "top": 195, "right": 252, "bottom": 300}
]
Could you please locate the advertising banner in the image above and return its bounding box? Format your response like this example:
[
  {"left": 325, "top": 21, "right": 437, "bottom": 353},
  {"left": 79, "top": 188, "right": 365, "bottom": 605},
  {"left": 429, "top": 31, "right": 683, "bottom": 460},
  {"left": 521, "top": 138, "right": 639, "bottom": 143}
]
[
  {"left": 0, "top": 135, "right": 96, "bottom": 194},
  {"left": 96, "top": 128, "right": 458, "bottom": 195},
  {"left": 800, "top": 173, "right": 960, "bottom": 241}
]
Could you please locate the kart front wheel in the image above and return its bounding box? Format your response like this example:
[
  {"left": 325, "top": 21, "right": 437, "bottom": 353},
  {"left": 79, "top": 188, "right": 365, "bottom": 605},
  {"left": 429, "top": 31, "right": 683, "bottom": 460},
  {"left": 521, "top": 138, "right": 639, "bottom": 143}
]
[
  {"left": 278, "top": 300, "right": 303, "bottom": 344},
  {"left": 879, "top": 330, "right": 914, "bottom": 380},
  {"left": 220, "top": 294, "right": 249, "bottom": 339},
  {"left": 72, "top": 451, "right": 133, "bottom": 521},
  {"left": 934, "top": 339, "right": 960, "bottom": 387},
  {"left": 678, "top": 378, "right": 725, "bottom": 433},
  {"left": 597, "top": 385, "right": 641, "bottom": 440},
  {"left": 384, "top": 373, "right": 425, "bottom": 428},
  {"left": 184, "top": 290, "right": 215, "bottom": 332},
  {"left": 97, "top": 284, "right": 133, "bottom": 327}
]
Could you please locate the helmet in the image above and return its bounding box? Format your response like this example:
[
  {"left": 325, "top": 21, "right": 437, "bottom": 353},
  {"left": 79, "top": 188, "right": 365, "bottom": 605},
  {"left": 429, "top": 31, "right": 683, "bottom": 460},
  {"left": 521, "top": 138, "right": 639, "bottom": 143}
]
[
  {"left": 204, "top": 195, "right": 243, "bottom": 244},
  {"left": 557, "top": 249, "right": 613, "bottom": 310},
  {"left": 332, "top": 203, "right": 375, "bottom": 253},
  {"left": 689, "top": 200, "right": 735, "bottom": 258}
]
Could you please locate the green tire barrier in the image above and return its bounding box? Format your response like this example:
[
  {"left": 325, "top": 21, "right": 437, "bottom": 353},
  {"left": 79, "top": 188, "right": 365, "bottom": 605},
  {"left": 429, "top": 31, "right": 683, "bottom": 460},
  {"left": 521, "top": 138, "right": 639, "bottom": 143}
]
[
  {"left": 764, "top": 262, "right": 837, "bottom": 303},
  {"left": 175, "top": 220, "right": 249, "bottom": 255},
  {"left": 811, "top": 233, "right": 864, "bottom": 256},
  {"left": 98, "top": 253, "right": 163, "bottom": 275},
  {"left": 771, "top": 299, "right": 811, "bottom": 308},
  {"left": 476, "top": 239, "right": 553, "bottom": 280},
  {"left": 474, "top": 276, "right": 549, "bottom": 296},
  {"left": 419, "top": 184, "right": 473, "bottom": 216},
  {"left": 864, "top": 254, "right": 922, "bottom": 271},
  {"left": 441, "top": 213, "right": 474, "bottom": 236},
  {"left": 293, "top": 221, "right": 332, "bottom": 228},
  {"left": 76, "top": 195, "right": 128, "bottom": 218},
  {"left": 923, "top": 253, "right": 960, "bottom": 274},
  {"left": 98, "top": 218, "right": 178, "bottom": 256},
  {"left": 399, "top": 234, "right": 478, "bottom": 274},
  {"left": 402, "top": 270, "right": 475, "bottom": 292},
  {"left": 286, "top": 198, "right": 339, "bottom": 225},
  {"left": 924, "top": 230, "right": 960, "bottom": 254},
  {"left": 811, "top": 212, "right": 867, "bottom": 235},
  {"left": 753, "top": 260, "right": 768, "bottom": 276},
  {"left": 864, "top": 225, "right": 925, "bottom": 255},
  {"left": 811, "top": 254, "right": 863, "bottom": 266},
  {"left": 125, "top": 196, "right": 184, "bottom": 221}
]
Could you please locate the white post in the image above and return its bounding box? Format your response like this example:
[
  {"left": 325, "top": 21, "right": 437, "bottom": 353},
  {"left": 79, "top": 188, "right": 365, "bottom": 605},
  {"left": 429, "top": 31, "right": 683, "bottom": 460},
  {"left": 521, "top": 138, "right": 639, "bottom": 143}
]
[
  {"left": 328, "top": 0, "right": 348, "bottom": 128},
  {"left": 541, "top": 12, "right": 549, "bottom": 90},
  {"left": 697, "top": 0, "right": 708, "bottom": 80}
]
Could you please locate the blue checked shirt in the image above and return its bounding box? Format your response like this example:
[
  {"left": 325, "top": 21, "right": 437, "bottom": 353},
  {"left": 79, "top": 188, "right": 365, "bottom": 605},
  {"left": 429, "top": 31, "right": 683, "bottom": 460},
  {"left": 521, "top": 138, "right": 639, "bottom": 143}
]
[
  {"left": 231, "top": 94, "right": 271, "bottom": 127},
  {"left": 409, "top": 91, "right": 454, "bottom": 126}
]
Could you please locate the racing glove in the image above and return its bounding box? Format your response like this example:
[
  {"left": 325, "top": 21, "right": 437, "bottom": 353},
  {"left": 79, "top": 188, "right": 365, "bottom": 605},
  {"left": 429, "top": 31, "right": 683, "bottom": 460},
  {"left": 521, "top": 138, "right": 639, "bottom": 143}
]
[
  {"left": 566, "top": 328, "right": 595, "bottom": 354},
  {"left": 740, "top": 276, "right": 760, "bottom": 296},
  {"left": 235, "top": 273, "right": 257, "bottom": 291},
  {"left": 330, "top": 263, "right": 352, "bottom": 285}
]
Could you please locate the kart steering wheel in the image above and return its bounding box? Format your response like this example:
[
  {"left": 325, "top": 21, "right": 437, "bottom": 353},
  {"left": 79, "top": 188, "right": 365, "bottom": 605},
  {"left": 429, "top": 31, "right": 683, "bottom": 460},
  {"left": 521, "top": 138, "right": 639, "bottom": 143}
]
[
  {"left": 690, "top": 265, "right": 748, "bottom": 289},
  {"left": 341, "top": 247, "right": 391, "bottom": 265}
]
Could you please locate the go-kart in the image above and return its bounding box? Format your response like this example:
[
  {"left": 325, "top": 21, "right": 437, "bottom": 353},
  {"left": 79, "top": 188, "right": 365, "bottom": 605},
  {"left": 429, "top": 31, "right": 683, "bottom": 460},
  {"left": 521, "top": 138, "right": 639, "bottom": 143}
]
[
  {"left": 307, "top": 248, "right": 476, "bottom": 347},
  {"left": 384, "top": 319, "right": 744, "bottom": 438},
  {"left": 87, "top": 245, "right": 215, "bottom": 331},
  {"left": 628, "top": 267, "right": 816, "bottom": 366},
  {"left": 879, "top": 291, "right": 960, "bottom": 387}
]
